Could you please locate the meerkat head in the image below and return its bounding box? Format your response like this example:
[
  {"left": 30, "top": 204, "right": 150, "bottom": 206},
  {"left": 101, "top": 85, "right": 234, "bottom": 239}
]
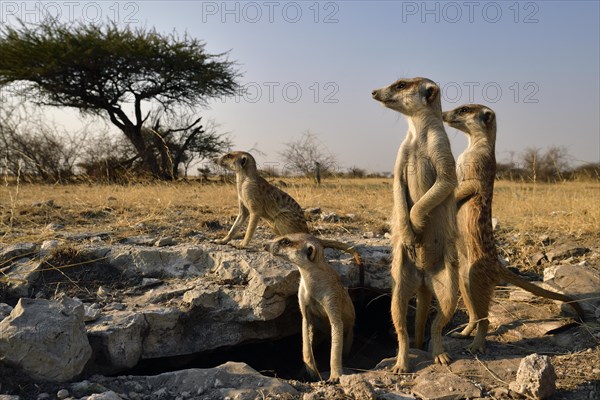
[
  {"left": 372, "top": 77, "right": 441, "bottom": 116},
  {"left": 442, "top": 104, "right": 496, "bottom": 141},
  {"left": 266, "top": 233, "right": 324, "bottom": 268},
  {"left": 214, "top": 151, "right": 257, "bottom": 174}
]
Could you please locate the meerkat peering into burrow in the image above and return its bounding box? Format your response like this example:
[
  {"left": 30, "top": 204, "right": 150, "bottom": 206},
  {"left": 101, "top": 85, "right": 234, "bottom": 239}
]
[
  {"left": 213, "top": 151, "right": 363, "bottom": 268},
  {"left": 267, "top": 233, "right": 355, "bottom": 383},
  {"left": 372, "top": 77, "right": 459, "bottom": 373},
  {"left": 442, "top": 104, "right": 584, "bottom": 354}
]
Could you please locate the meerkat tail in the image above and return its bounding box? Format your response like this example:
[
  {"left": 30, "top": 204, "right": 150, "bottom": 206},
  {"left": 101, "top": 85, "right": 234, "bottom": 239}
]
[
  {"left": 318, "top": 239, "right": 364, "bottom": 286},
  {"left": 496, "top": 264, "right": 584, "bottom": 320}
]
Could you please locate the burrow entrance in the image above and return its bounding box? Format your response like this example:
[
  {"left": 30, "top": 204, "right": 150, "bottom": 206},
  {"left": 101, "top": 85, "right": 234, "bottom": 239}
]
[{"left": 125, "top": 290, "right": 400, "bottom": 380}]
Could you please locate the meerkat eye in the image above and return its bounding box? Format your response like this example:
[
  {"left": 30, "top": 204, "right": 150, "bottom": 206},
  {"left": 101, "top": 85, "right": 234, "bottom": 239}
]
[
  {"left": 395, "top": 82, "right": 406, "bottom": 90},
  {"left": 459, "top": 107, "right": 468, "bottom": 114},
  {"left": 280, "top": 238, "right": 291, "bottom": 246}
]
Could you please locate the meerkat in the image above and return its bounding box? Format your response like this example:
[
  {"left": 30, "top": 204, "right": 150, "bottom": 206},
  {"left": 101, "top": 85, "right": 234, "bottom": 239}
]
[
  {"left": 213, "top": 151, "right": 363, "bottom": 268},
  {"left": 372, "top": 77, "right": 459, "bottom": 373},
  {"left": 442, "top": 104, "right": 584, "bottom": 354},
  {"left": 267, "top": 233, "right": 355, "bottom": 382}
]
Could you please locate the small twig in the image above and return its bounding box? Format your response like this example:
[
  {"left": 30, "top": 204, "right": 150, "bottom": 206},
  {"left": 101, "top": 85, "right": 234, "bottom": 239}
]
[{"left": 474, "top": 355, "right": 508, "bottom": 385}]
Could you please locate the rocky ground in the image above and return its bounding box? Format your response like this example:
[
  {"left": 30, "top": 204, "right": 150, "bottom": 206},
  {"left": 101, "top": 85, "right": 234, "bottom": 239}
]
[{"left": 1, "top": 209, "right": 599, "bottom": 400}]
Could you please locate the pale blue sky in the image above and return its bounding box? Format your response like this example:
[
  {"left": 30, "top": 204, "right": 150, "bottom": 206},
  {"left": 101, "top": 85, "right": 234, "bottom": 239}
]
[{"left": 2, "top": 1, "right": 599, "bottom": 172}]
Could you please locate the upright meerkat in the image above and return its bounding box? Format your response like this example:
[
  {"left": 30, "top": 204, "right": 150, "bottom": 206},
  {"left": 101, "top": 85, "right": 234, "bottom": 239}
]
[
  {"left": 267, "top": 233, "right": 355, "bottom": 382},
  {"left": 372, "top": 77, "right": 459, "bottom": 373},
  {"left": 443, "top": 104, "right": 584, "bottom": 354},
  {"left": 214, "top": 151, "right": 362, "bottom": 267}
]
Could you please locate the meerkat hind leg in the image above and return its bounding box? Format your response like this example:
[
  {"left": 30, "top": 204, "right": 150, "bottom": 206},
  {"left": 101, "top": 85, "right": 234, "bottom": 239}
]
[
  {"left": 454, "top": 264, "right": 478, "bottom": 339},
  {"left": 415, "top": 285, "right": 433, "bottom": 350},
  {"left": 428, "top": 261, "right": 458, "bottom": 365},
  {"left": 464, "top": 258, "right": 494, "bottom": 353},
  {"left": 390, "top": 250, "right": 420, "bottom": 373}
]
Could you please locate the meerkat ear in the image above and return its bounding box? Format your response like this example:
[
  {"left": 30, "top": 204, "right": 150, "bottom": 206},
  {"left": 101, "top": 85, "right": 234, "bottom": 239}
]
[
  {"left": 481, "top": 109, "right": 495, "bottom": 126},
  {"left": 305, "top": 243, "right": 317, "bottom": 262},
  {"left": 240, "top": 155, "right": 248, "bottom": 167},
  {"left": 422, "top": 82, "right": 439, "bottom": 104}
]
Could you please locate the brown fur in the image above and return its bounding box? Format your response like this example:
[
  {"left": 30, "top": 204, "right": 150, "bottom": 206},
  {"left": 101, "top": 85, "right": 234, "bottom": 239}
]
[
  {"left": 267, "top": 233, "right": 355, "bottom": 382},
  {"left": 214, "top": 151, "right": 363, "bottom": 268},
  {"left": 443, "top": 104, "right": 584, "bottom": 353},
  {"left": 372, "top": 77, "right": 459, "bottom": 373}
]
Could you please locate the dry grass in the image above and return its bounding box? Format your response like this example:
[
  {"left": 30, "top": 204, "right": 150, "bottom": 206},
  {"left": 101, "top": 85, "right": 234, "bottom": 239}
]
[
  {"left": 493, "top": 181, "right": 600, "bottom": 237},
  {"left": 1, "top": 178, "right": 598, "bottom": 246}
]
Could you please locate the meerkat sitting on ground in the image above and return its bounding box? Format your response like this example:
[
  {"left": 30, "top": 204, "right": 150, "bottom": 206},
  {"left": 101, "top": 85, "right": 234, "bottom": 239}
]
[
  {"left": 267, "top": 233, "right": 355, "bottom": 383},
  {"left": 213, "top": 151, "right": 362, "bottom": 267},
  {"left": 372, "top": 77, "right": 459, "bottom": 373},
  {"left": 443, "top": 104, "right": 584, "bottom": 354}
]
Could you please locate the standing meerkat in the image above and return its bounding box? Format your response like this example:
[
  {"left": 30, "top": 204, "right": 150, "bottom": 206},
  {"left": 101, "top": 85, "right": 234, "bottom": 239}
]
[
  {"left": 443, "top": 104, "right": 584, "bottom": 354},
  {"left": 267, "top": 233, "right": 355, "bottom": 383},
  {"left": 214, "top": 151, "right": 363, "bottom": 267},
  {"left": 372, "top": 77, "right": 459, "bottom": 373}
]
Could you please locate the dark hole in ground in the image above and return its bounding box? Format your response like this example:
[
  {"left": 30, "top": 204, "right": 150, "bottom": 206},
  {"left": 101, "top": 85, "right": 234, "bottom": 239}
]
[{"left": 125, "top": 290, "right": 399, "bottom": 380}]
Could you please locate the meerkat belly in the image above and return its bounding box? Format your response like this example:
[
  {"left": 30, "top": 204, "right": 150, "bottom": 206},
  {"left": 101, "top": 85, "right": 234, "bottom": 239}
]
[{"left": 405, "top": 154, "right": 436, "bottom": 204}]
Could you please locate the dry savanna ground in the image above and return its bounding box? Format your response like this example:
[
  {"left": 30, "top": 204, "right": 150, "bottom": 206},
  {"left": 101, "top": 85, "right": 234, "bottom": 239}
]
[{"left": 1, "top": 178, "right": 598, "bottom": 253}]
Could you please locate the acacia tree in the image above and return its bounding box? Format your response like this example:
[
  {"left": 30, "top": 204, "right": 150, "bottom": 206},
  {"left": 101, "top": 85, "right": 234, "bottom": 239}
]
[{"left": 0, "top": 20, "right": 240, "bottom": 179}]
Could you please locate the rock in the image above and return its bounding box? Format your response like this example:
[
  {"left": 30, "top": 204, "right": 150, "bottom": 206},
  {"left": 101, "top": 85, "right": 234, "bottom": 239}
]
[
  {"left": 320, "top": 212, "right": 340, "bottom": 222},
  {"left": 70, "top": 381, "right": 111, "bottom": 398},
  {"left": 40, "top": 240, "right": 60, "bottom": 252},
  {"left": 543, "top": 264, "right": 600, "bottom": 319},
  {"left": 103, "top": 302, "right": 126, "bottom": 311},
  {"left": 339, "top": 374, "right": 377, "bottom": 399},
  {"left": 119, "top": 235, "right": 158, "bottom": 246},
  {"left": 0, "top": 296, "right": 92, "bottom": 382},
  {"left": 546, "top": 243, "right": 590, "bottom": 262},
  {"left": 137, "top": 278, "right": 163, "bottom": 289},
  {"left": 85, "top": 391, "right": 123, "bottom": 400},
  {"left": 0, "top": 395, "right": 21, "bottom": 400},
  {"left": 0, "top": 242, "right": 37, "bottom": 263},
  {"left": 64, "top": 232, "right": 110, "bottom": 242},
  {"left": 154, "top": 237, "right": 175, "bottom": 247},
  {"left": 87, "top": 362, "right": 297, "bottom": 399},
  {"left": 86, "top": 312, "right": 148, "bottom": 374},
  {"left": 84, "top": 304, "right": 102, "bottom": 322},
  {"left": 363, "top": 231, "right": 376, "bottom": 238},
  {"left": 412, "top": 370, "right": 482, "bottom": 400},
  {"left": 509, "top": 354, "right": 556, "bottom": 399},
  {"left": 107, "top": 245, "right": 214, "bottom": 278},
  {"left": 379, "top": 393, "right": 416, "bottom": 400},
  {"left": 45, "top": 223, "right": 64, "bottom": 231},
  {"left": 529, "top": 252, "right": 547, "bottom": 266},
  {"left": 2, "top": 258, "right": 41, "bottom": 298},
  {"left": 56, "top": 389, "right": 69, "bottom": 399},
  {"left": 0, "top": 303, "right": 13, "bottom": 320},
  {"left": 491, "top": 217, "right": 499, "bottom": 231},
  {"left": 37, "top": 394, "right": 50, "bottom": 399}
]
